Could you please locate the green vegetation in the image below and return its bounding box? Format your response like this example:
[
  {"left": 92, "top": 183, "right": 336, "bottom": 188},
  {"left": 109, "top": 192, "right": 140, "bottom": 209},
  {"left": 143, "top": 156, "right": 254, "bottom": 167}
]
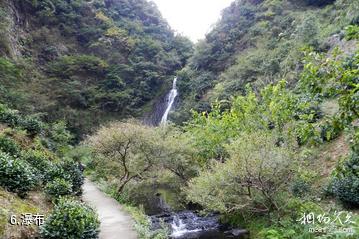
[
  {"left": 124, "top": 205, "right": 168, "bottom": 239},
  {"left": 329, "top": 129, "right": 359, "bottom": 207},
  {"left": 40, "top": 197, "right": 100, "bottom": 239},
  {"left": 186, "top": 131, "right": 296, "bottom": 213},
  {"left": 1, "top": 0, "right": 359, "bottom": 238},
  {"left": 44, "top": 178, "right": 73, "bottom": 200},
  {"left": 0, "top": 152, "right": 36, "bottom": 198},
  {"left": 0, "top": 0, "right": 193, "bottom": 139},
  {"left": 0, "top": 103, "right": 91, "bottom": 238},
  {"left": 173, "top": 0, "right": 359, "bottom": 124},
  {"left": 84, "top": 16, "right": 359, "bottom": 239},
  {"left": 85, "top": 120, "right": 196, "bottom": 194},
  {"left": 0, "top": 135, "right": 21, "bottom": 157}
]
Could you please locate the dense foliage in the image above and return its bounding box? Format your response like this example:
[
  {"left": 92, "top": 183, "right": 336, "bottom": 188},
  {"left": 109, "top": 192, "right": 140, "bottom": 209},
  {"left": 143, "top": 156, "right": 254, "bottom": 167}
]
[
  {"left": 0, "top": 152, "right": 36, "bottom": 197},
  {"left": 40, "top": 198, "right": 100, "bottom": 239},
  {"left": 1, "top": 0, "right": 359, "bottom": 238},
  {"left": 186, "top": 131, "right": 296, "bottom": 213},
  {"left": 0, "top": 103, "right": 89, "bottom": 238},
  {"left": 86, "top": 120, "right": 196, "bottom": 193},
  {"left": 84, "top": 19, "right": 359, "bottom": 239},
  {"left": 44, "top": 178, "right": 73, "bottom": 200},
  {"left": 172, "top": 0, "right": 359, "bottom": 124},
  {"left": 0, "top": 0, "right": 193, "bottom": 138}
]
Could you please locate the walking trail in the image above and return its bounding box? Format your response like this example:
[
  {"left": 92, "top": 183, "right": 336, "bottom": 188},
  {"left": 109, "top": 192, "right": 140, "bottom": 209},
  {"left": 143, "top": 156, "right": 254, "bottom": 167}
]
[{"left": 83, "top": 179, "right": 138, "bottom": 239}]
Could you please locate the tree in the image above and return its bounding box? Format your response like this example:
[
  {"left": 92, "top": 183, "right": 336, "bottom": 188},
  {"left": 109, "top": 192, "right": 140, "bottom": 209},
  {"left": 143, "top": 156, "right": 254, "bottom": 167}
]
[
  {"left": 86, "top": 120, "right": 166, "bottom": 193},
  {"left": 186, "top": 131, "right": 296, "bottom": 213},
  {"left": 159, "top": 126, "right": 199, "bottom": 181}
]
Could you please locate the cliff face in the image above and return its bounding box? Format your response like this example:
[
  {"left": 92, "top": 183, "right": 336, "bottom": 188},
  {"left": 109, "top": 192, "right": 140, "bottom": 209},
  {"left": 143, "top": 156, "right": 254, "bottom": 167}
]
[
  {"left": 0, "top": 1, "right": 26, "bottom": 58},
  {"left": 0, "top": 0, "right": 193, "bottom": 138}
]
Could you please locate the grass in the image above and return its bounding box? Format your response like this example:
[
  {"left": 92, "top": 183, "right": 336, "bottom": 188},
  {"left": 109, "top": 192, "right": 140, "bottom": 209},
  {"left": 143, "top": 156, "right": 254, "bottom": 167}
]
[{"left": 0, "top": 187, "right": 51, "bottom": 238}]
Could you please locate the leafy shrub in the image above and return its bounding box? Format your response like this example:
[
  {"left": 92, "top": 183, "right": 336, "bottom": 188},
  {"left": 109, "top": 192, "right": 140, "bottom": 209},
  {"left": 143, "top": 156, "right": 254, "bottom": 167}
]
[
  {"left": 330, "top": 153, "right": 359, "bottom": 207},
  {"left": 330, "top": 175, "right": 359, "bottom": 207},
  {"left": 43, "top": 163, "right": 67, "bottom": 184},
  {"left": 22, "top": 149, "right": 52, "bottom": 182},
  {"left": 43, "top": 160, "right": 84, "bottom": 195},
  {"left": 61, "top": 160, "right": 84, "bottom": 196},
  {"left": 125, "top": 205, "right": 169, "bottom": 239},
  {"left": 47, "top": 121, "right": 74, "bottom": 151},
  {"left": 186, "top": 131, "right": 296, "bottom": 213},
  {"left": 40, "top": 198, "right": 100, "bottom": 239},
  {"left": 0, "top": 104, "right": 43, "bottom": 135},
  {"left": 345, "top": 25, "right": 359, "bottom": 40},
  {"left": 320, "top": 116, "right": 343, "bottom": 142},
  {"left": 290, "top": 178, "right": 311, "bottom": 198},
  {"left": 295, "top": 122, "right": 321, "bottom": 146},
  {"left": 22, "top": 149, "right": 51, "bottom": 172},
  {"left": 349, "top": 126, "right": 359, "bottom": 153},
  {"left": 0, "top": 107, "right": 21, "bottom": 128},
  {"left": 0, "top": 152, "right": 36, "bottom": 197},
  {"left": 0, "top": 135, "right": 21, "bottom": 156},
  {"left": 21, "top": 116, "right": 43, "bottom": 135},
  {"left": 45, "top": 178, "right": 73, "bottom": 200}
]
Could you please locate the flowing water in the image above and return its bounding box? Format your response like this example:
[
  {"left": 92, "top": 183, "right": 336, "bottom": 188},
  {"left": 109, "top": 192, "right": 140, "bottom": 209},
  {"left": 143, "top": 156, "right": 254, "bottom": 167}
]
[
  {"left": 161, "top": 77, "right": 178, "bottom": 125},
  {"left": 150, "top": 211, "right": 248, "bottom": 239},
  {"left": 144, "top": 78, "right": 248, "bottom": 238}
]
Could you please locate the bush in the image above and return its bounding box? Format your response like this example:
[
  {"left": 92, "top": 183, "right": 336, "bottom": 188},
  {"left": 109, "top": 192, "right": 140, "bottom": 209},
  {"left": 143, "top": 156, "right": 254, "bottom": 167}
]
[
  {"left": 0, "top": 104, "right": 43, "bottom": 136},
  {"left": 0, "top": 152, "right": 36, "bottom": 197},
  {"left": 22, "top": 149, "right": 51, "bottom": 173},
  {"left": 45, "top": 178, "right": 73, "bottom": 200},
  {"left": 61, "top": 160, "right": 84, "bottom": 196},
  {"left": 0, "top": 107, "right": 21, "bottom": 128},
  {"left": 349, "top": 126, "right": 359, "bottom": 153},
  {"left": 44, "top": 163, "right": 67, "bottom": 184},
  {"left": 21, "top": 116, "right": 43, "bottom": 135},
  {"left": 320, "top": 116, "right": 343, "bottom": 142},
  {"left": 0, "top": 135, "right": 21, "bottom": 156},
  {"left": 47, "top": 121, "right": 74, "bottom": 151},
  {"left": 290, "top": 178, "right": 311, "bottom": 198},
  {"left": 186, "top": 131, "right": 296, "bottom": 213},
  {"left": 43, "top": 160, "right": 84, "bottom": 195},
  {"left": 40, "top": 198, "right": 100, "bottom": 239},
  {"left": 330, "top": 175, "right": 359, "bottom": 207},
  {"left": 23, "top": 150, "right": 51, "bottom": 183},
  {"left": 330, "top": 153, "right": 359, "bottom": 207},
  {"left": 345, "top": 25, "right": 359, "bottom": 40}
]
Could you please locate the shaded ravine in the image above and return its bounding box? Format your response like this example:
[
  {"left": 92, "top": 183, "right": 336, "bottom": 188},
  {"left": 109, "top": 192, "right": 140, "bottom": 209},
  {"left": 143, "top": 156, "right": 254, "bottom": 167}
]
[{"left": 82, "top": 179, "right": 137, "bottom": 239}]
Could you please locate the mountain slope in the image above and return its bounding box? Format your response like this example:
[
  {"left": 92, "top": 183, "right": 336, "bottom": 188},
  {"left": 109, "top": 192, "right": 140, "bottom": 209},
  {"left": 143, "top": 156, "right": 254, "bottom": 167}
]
[
  {"left": 0, "top": 0, "right": 193, "bottom": 138},
  {"left": 172, "top": 0, "right": 359, "bottom": 123}
]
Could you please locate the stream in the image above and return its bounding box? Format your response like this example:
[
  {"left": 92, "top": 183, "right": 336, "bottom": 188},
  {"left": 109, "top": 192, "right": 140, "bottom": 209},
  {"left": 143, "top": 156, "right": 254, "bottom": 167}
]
[
  {"left": 150, "top": 211, "right": 248, "bottom": 239},
  {"left": 143, "top": 78, "right": 248, "bottom": 238}
]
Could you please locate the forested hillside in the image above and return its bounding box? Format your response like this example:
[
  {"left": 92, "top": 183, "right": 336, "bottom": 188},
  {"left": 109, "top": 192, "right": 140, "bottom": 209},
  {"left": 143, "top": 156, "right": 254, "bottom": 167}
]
[
  {"left": 82, "top": 0, "right": 359, "bottom": 238},
  {"left": 172, "top": 0, "right": 358, "bottom": 123},
  {"left": 0, "top": 0, "right": 192, "bottom": 138},
  {"left": 1, "top": 0, "right": 359, "bottom": 238}
]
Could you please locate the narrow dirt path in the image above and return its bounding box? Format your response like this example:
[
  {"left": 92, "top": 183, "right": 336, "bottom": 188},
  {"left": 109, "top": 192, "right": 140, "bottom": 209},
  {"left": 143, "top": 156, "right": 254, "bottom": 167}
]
[{"left": 82, "top": 179, "right": 138, "bottom": 239}]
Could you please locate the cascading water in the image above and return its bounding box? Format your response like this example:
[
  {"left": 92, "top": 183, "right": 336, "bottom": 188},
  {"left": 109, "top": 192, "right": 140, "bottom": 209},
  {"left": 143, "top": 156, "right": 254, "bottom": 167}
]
[
  {"left": 150, "top": 211, "right": 248, "bottom": 239},
  {"left": 160, "top": 77, "right": 178, "bottom": 125},
  {"left": 171, "top": 215, "right": 192, "bottom": 238}
]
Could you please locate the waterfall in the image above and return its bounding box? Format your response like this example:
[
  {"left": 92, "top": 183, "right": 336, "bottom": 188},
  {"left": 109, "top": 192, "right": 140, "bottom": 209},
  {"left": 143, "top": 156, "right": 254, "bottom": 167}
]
[
  {"left": 171, "top": 215, "right": 188, "bottom": 238},
  {"left": 160, "top": 77, "right": 178, "bottom": 125}
]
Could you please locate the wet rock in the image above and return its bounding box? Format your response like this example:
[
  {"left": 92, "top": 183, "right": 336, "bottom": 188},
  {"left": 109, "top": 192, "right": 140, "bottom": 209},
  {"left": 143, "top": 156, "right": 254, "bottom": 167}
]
[{"left": 225, "top": 229, "right": 249, "bottom": 237}]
